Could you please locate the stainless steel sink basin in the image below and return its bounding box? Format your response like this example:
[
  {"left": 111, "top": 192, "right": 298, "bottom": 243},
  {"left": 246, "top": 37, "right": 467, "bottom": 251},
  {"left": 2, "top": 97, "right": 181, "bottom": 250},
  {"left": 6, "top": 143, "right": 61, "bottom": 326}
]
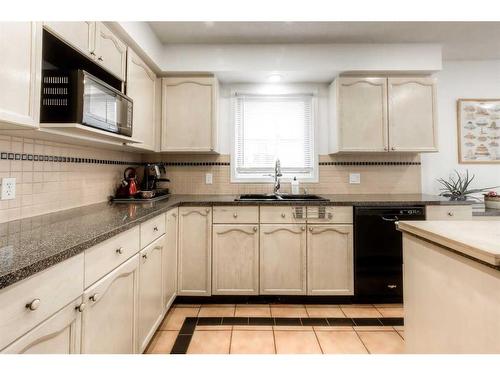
[{"left": 236, "top": 194, "right": 329, "bottom": 201}]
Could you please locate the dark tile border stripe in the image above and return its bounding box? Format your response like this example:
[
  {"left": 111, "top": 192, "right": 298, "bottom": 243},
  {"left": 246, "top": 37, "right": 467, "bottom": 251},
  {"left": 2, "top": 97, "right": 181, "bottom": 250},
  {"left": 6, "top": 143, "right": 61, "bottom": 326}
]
[
  {"left": 0, "top": 150, "right": 142, "bottom": 166},
  {"left": 169, "top": 316, "right": 404, "bottom": 354},
  {"left": 319, "top": 161, "right": 421, "bottom": 166}
]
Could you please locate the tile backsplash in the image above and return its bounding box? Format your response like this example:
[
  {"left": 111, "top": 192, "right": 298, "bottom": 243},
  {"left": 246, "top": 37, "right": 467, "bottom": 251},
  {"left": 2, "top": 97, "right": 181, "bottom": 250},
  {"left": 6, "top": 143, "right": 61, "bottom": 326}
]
[
  {"left": 0, "top": 135, "right": 139, "bottom": 223},
  {"left": 147, "top": 153, "right": 422, "bottom": 195}
]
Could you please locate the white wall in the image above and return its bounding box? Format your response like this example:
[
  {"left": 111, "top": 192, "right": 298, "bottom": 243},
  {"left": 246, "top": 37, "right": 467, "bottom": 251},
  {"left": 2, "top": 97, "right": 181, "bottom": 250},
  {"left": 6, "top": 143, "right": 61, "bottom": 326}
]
[{"left": 421, "top": 60, "right": 500, "bottom": 195}]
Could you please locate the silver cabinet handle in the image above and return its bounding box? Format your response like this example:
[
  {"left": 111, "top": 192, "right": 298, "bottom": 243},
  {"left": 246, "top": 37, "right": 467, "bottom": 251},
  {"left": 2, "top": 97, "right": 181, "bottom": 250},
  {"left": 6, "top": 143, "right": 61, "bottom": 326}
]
[
  {"left": 90, "top": 51, "right": 96, "bottom": 56},
  {"left": 75, "top": 303, "right": 86, "bottom": 312},
  {"left": 384, "top": 146, "right": 388, "bottom": 151},
  {"left": 26, "top": 299, "right": 40, "bottom": 311},
  {"left": 309, "top": 227, "right": 313, "bottom": 232},
  {"left": 281, "top": 213, "right": 286, "bottom": 218},
  {"left": 142, "top": 253, "right": 148, "bottom": 260},
  {"left": 448, "top": 211, "right": 454, "bottom": 216},
  {"left": 253, "top": 226, "right": 258, "bottom": 232},
  {"left": 387, "top": 285, "right": 397, "bottom": 289},
  {"left": 301, "top": 226, "right": 305, "bottom": 231},
  {"left": 97, "top": 56, "right": 103, "bottom": 61},
  {"left": 172, "top": 213, "right": 177, "bottom": 218},
  {"left": 233, "top": 212, "right": 238, "bottom": 218},
  {"left": 205, "top": 208, "right": 210, "bottom": 213},
  {"left": 391, "top": 147, "right": 396, "bottom": 151},
  {"left": 153, "top": 226, "right": 158, "bottom": 232},
  {"left": 89, "top": 293, "right": 100, "bottom": 302},
  {"left": 116, "top": 247, "right": 124, "bottom": 255}
]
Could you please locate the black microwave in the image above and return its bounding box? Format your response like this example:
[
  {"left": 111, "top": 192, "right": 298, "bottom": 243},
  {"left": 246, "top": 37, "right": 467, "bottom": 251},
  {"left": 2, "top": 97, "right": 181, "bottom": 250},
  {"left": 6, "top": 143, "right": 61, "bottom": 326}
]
[{"left": 40, "top": 69, "right": 133, "bottom": 136}]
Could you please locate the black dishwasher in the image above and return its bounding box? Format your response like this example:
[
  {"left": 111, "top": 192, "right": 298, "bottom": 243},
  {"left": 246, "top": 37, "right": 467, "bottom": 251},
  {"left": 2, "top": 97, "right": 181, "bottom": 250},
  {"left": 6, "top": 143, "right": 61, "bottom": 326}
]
[{"left": 354, "top": 206, "right": 425, "bottom": 303}]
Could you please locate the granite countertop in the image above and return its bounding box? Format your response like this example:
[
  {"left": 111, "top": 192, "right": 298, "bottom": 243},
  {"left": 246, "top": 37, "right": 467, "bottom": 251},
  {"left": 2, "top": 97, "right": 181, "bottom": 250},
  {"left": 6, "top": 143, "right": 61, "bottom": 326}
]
[
  {"left": 0, "top": 193, "right": 471, "bottom": 290},
  {"left": 397, "top": 221, "right": 500, "bottom": 269},
  {"left": 472, "top": 208, "right": 500, "bottom": 217}
]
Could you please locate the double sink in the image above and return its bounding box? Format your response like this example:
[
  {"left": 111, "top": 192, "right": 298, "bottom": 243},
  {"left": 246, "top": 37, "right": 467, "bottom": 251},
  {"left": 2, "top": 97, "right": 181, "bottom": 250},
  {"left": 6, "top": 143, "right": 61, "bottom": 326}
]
[{"left": 235, "top": 194, "right": 329, "bottom": 202}]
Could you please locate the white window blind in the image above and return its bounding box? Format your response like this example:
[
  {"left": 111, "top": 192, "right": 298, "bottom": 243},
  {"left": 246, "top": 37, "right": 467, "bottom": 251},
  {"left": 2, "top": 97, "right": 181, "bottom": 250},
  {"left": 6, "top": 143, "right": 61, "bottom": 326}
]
[{"left": 233, "top": 93, "right": 316, "bottom": 181}]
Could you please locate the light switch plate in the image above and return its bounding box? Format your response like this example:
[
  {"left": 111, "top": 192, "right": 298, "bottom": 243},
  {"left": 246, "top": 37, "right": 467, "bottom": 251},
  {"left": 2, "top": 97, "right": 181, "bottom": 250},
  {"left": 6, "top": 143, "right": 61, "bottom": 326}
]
[
  {"left": 349, "top": 173, "right": 361, "bottom": 184},
  {"left": 1, "top": 177, "right": 16, "bottom": 200},
  {"left": 205, "top": 173, "right": 213, "bottom": 185}
]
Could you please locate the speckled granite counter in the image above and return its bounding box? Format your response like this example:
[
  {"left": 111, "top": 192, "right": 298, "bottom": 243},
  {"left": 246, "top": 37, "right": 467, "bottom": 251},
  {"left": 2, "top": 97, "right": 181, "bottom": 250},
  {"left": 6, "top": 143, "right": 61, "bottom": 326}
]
[
  {"left": 0, "top": 193, "right": 470, "bottom": 290},
  {"left": 473, "top": 208, "right": 500, "bottom": 217}
]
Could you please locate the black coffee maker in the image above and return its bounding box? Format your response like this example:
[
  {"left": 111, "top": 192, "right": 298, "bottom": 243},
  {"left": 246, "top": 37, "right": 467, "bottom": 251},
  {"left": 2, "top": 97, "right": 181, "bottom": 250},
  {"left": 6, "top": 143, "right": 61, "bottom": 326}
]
[{"left": 141, "top": 163, "right": 170, "bottom": 193}]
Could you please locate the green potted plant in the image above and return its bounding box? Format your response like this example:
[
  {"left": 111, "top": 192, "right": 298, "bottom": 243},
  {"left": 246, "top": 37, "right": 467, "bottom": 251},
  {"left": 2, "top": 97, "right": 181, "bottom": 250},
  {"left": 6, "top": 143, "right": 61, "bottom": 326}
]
[{"left": 437, "top": 170, "right": 499, "bottom": 201}]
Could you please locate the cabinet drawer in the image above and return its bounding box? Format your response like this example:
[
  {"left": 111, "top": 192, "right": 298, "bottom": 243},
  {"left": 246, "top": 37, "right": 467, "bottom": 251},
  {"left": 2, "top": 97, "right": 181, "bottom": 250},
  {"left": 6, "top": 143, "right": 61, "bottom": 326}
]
[
  {"left": 0, "top": 254, "right": 84, "bottom": 350},
  {"left": 213, "top": 206, "right": 259, "bottom": 223},
  {"left": 426, "top": 205, "right": 472, "bottom": 220},
  {"left": 306, "top": 206, "right": 353, "bottom": 224},
  {"left": 260, "top": 206, "right": 306, "bottom": 223},
  {"left": 84, "top": 226, "right": 140, "bottom": 288},
  {"left": 140, "top": 214, "right": 166, "bottom": 248}
]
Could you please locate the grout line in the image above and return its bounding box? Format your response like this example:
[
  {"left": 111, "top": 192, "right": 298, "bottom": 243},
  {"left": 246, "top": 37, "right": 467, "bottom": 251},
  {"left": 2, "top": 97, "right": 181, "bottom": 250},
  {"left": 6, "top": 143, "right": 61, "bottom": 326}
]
[
  {"left": 312, "top": 326, "right": 325, "bottom": 354},
  {"left": 353, "top": 329, "right": 371, "bottom": 354},
  {"left": 272, "top": 326, "right": 277, "bottom": 354}
]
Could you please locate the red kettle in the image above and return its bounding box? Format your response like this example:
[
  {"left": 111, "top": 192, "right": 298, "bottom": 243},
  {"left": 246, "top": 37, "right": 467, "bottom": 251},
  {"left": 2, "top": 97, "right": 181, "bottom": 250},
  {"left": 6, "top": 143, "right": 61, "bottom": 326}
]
[{"left": 116, "top": 167, "right": 138, "bottom": 198}]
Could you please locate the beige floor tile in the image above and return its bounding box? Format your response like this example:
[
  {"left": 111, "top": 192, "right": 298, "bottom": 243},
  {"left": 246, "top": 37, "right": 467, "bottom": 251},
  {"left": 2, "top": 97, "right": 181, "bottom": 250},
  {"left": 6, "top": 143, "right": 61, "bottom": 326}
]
[
  {"left": 376, "top": 307, "right": 405, "bottom": 318},
  {"left": 236, "top": 304, "right": 270, "bottom": 308},
  {"left": 173, "top": 304, "right": 202, "bottom": 308},
  {"left": 353, "top": 326, "right": 395, "bottom": 332},
  {"left": 230, "top": 330, "right": 276, "bottom": 354},
  {"left": 313, "top": 326, "right": 354, "bottom": 332},
  {"left": 235, "top": 306, "right": 271, "bottom": 317},
  {"left": 160, "top": 307, "right": 200, "bottom": 330},
  {"left": 273, "top": 325, "right": 313, "bottom": 331},
  {"left": 393, "top": 325, "right": 404, "bottom": 331},
  {"left": 306, "top": 306, "right": 345, "bottom": 318},
  {"left": 396, "top": 330, "right": 405, "bottom": 340},
  {"left": 357, "top": 331, "right": 405, "bottom": 354},
  {"left": 198, "top": 306, "right": 235, "bottom": 317},
  {"left": 271, "top": 306, "right": 308, "bottom": 318},
  {"left": 195, "top": 325, "right": 232, "bottom": 331},
  {"left": 187, "top": 331, "right": 232, "bottom": 354},
  {"left": 202, "top": 304, "right": 236, "bottom": 308},
  {"left": 373, "top": 303, "right": 403, "bottom": 308},
  {"left": 146, "top": 331, "right": 178, "bottom": 354},
  {"left": 340, "top": 304, "right": 375, "bottom": 308},
  {"left": 274, "top": 331, "right": 322, "bottom": 354},
  {"left": 233, "top": 325, "right": 273, "bottom": 331},
  {"left": 341, "top": 306, "right": 382, "bottom": 318},
  {"left": 316, "top": 331, "right": 368, "bottom": 354}
]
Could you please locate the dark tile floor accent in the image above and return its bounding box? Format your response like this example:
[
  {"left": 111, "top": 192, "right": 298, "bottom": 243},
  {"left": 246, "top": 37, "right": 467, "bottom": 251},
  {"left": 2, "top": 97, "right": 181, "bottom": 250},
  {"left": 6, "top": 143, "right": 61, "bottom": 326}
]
[{"left": 170, "top": 316, "right": 404, "bottom": 354}]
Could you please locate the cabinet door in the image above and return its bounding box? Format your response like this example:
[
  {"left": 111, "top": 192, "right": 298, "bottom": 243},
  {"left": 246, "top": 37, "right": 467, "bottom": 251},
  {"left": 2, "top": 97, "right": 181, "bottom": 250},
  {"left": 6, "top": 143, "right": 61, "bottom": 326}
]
[
  {"left": 161, "top": 77, "right": 218, "bottom": 152},
  {"left": 307, "top": 225, "right": 354, "bottom": 295},
  {"left": 388, "top": 77, "right": 438, "bottom": 152},
  {"left": 126, "top": 49, "right": 157, "bottom": 151},
  {"left": 2, "top": 298, "right": 83, "bottom": 354},
  {"left": 213, "top": 225, "right": 259, "bottom": 295},
  {"left": 81, "top": 255, "right": 139, "bottom": 354},
  {"left": 0, "top": 22, "right": 41, "bottom": 128},
  {"left": 43, "top": 22, "right": 95, "bottom": 57},
  {"left": 163, "top": 209, "right": 178, "bottom": 309},
  {"left": 138, "top": 236, "right": 164, "bottom": 353},
  {"left": 337, "top": 77, "right": 388, "bottom": 152},
  {"left": 178, "top": 207, "right": 212, "bottom": 296},
  {"left": 260, "top": 224, "right": 307, "bottom": 295},
  {"left": 94, "top": 22, "right": 127, "bottom": 80}
]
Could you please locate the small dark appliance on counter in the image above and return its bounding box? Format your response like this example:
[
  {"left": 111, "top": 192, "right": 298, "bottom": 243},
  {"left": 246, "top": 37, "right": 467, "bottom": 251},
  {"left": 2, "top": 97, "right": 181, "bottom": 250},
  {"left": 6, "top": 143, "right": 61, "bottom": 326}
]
[{"left": 112, "top": 164, "right": 170, "bottom": 203}]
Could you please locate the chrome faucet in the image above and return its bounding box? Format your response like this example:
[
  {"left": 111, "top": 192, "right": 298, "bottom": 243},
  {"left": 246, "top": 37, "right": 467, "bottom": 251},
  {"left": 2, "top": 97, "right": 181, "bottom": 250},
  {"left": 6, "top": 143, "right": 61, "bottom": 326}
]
[{"left": 273, "top": 159, "right": 283, "bottom": 195}]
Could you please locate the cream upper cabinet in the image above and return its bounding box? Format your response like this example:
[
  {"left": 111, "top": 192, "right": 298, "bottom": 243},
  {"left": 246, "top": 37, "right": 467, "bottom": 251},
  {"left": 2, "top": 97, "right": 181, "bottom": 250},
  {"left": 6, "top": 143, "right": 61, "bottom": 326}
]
[
  {"left": 329, "top": 75, "right": 438, "bottom": 153},
  {"left": 307, "top": 225, "right": 354, "bottom": 295},
  {"left": 127, "top": 48, "right": 157, "bottom": 151},
  {"left": 0, "top": 22, "right": 42, "bottom": 129},
  {"left": 260, "top": 224, "right": 307, "bottom": 295},
  {"left": 178, "top": 207, "right": 212, "bottom": 296},
  {"left": 388, "top": 77, "right": 438, "bottom": 152},
  {"left": 2, "top": 298, "right": 83, "bottom": 354},
  {"left": 94, "top": 23, "right": 127, "bottom": 81},
  {"left": 43, "top": 22, "right": 95, "bottom": 58},
  {"left": 212, "top": 224, "right": 259, "bottom": 295},
  {"left": 332, "top": 77, "right": 388, "bottom": 152},
  {"left": 163, "top": 209, "right": 178, "bottom": 309},
  {"left": 138, "top": 236, "right": 164, "bottom": 353},
  {"left": 81, "top": 255, "right": 139, "bottom": 354},
  {"left": 161, "top": 76, "right": 219, "bottom": 153}
]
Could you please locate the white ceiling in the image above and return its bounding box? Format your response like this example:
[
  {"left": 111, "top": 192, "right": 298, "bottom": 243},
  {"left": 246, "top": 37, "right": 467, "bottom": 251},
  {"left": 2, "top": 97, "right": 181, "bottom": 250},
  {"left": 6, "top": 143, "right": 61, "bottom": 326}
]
[{"left": 148, "top": 21, "right": 500, "bottom": 60}]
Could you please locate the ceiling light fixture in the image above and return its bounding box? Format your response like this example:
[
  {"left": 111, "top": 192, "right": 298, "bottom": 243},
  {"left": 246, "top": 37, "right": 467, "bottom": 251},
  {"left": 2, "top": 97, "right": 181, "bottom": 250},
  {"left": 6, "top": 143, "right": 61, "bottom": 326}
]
[{"left": 267, "top": 74, "right": 283, "bottom": 83}]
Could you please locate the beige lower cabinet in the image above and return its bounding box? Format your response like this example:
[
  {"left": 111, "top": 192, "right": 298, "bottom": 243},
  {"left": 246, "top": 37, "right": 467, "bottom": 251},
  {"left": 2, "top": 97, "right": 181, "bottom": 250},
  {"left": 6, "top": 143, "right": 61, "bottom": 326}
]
[
  {"left": 1, "top": 298, "right": 84, "bottom": 354},
  {"left": 260, "top": 224, "right": 307, "bottom": 295},
  {"left": 138, "top": 236, "right": 164, "bottom": 353},
  {"left": 81, "top": 254, "right": 139, "bottom": 354},
  {"left": 426, "top": 205, "right": 472, "bottom": 220},
  {"left": 163, "top": 209, "right": 178, "bottom": 309},
  {"left": 307, "top": 225, "right": 354, "bottom": 295},
  {"left": 178, "top": 207, "right": 212, "bottom": 296},
  {"left": 212, "top": 224, "right": 259, "bottom": 295}
]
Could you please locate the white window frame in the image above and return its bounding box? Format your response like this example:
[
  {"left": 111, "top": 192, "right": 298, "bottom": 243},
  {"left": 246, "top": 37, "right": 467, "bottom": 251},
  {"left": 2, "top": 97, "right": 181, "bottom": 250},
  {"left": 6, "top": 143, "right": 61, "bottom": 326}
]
[{"left": 230, "top": 87, "right": 319, "bottom": 183}]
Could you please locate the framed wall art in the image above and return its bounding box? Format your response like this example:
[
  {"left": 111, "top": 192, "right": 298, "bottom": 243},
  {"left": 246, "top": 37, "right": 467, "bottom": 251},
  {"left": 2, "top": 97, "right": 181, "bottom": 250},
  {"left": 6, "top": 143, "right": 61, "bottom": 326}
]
[{"left": 457, "top": 99, "right": 500, "bottom": 163}]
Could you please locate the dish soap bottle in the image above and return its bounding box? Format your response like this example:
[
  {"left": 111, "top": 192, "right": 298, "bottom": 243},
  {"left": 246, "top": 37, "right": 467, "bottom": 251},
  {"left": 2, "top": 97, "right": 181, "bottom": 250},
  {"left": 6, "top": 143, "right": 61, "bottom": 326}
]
[{"left": 291, "top": 177, "right": 300, "bottom": 194}]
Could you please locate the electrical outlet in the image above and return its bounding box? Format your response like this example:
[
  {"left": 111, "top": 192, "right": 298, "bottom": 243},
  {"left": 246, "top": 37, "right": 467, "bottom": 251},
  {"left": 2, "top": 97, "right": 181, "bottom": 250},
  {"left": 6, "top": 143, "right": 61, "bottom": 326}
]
[
  {"left": 349, "top": 173, "right": 361, "bottom": 184},
  {"left": 1, "top": 177, "right": 16, "bottom": 200},
  {"left": 205, "top": 173, "right": 213, "bottom": 185}
]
